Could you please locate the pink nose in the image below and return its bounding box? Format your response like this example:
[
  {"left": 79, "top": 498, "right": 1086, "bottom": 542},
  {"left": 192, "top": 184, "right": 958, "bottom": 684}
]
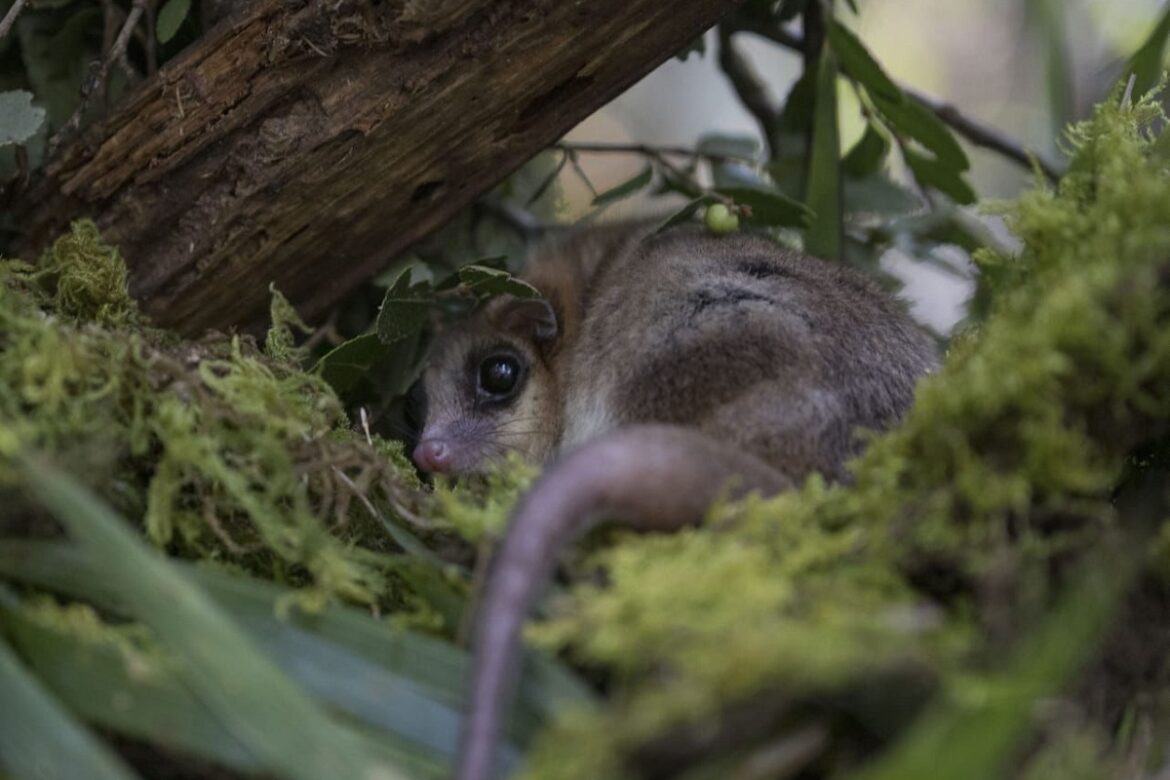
[{"left": 413, "top": 439, "right": 453, "bottom": 474}]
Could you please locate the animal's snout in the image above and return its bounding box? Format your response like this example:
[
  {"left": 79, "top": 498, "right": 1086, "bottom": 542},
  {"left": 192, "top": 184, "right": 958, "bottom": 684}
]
[{"left": 413, "top": 439, "right": 454, "bottom": 473}]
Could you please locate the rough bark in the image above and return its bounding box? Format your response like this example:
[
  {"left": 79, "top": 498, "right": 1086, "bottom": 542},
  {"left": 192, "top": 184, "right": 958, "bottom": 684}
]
[{"left": 13, "top": 0, "right": 738, "bottom": 334}]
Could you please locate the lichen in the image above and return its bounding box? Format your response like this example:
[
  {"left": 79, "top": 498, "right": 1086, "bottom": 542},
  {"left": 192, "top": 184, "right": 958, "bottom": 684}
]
[{"left": 519, "top": 93, "right": 1170, "bottom": 778}]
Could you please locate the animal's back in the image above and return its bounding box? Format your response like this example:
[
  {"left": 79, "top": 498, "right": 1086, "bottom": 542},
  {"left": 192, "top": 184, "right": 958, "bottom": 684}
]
[{"left": 550, "top": 226, "right": 937, "bottom": 480}]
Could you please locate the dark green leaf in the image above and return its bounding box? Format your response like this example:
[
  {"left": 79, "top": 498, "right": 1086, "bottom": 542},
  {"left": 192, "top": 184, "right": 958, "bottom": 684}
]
[
  {"left": 155, "top": 0, "right": 191, "bottom": 44},
  {"left": 0, "top": 540, "right": 594, "bottom": 751},
  {"left": 843, "top": 175, "right": 922, "bottom": 217},
  {"left": 827, "top": 20, "right": 904, "bottom": 103},
  {"left": 0, "top": 608, "right": 448, "bottom": 779},
  {"left": 20, "top": 463, "right": 406, "bottom": 780},
  {"left": 0, "top": 90, "right": 46, "bottom": 146},
  {"left": 697, "top": 133, "right": 761, "bottom": 161},
  {"left": 0, "top": 632, "right": 142, "bottom": 780},
  {"left": 842, "top": 122, "right": 891, "bottom": 177},
  {"left": 717, "top": 185, "right": 811, "bottom": 227},
  {"left": 592, "top": 165, "right": 653, "bottom": 206},
  {"left": 458, "top": 264, "right": 541, "bottom": 299},
  {"left": 873, "top": 93, "right": 970, "bottom": 171},
  {"left": 17, "top": 10, "right": 103, "bottom": 129},
  {"left": 804, "top": 45, "right": 843, "bottom": 259},
  {"left": 314, "top": 332, "right": 388, "bottom": 396},
  {"left": 1120, "top": 6, "right": 1170, "bottom": 101},
  {"left": 376, "top": 266, "right": 434, "bottom": 346},
  {"left": 903, "top": 147, "right": 976, "bottom": 205},
  {"left": 655, "top": 195, "right": 717, "bottom": 233}
]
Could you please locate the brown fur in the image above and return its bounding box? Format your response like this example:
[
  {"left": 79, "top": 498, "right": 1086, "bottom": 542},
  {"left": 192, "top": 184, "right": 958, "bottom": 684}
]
[{"left": 414, "top": 223, "right": 938, "bottom": 780}]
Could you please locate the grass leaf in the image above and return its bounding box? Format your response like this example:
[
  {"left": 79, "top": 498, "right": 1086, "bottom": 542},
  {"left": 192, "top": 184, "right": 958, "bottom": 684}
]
[
  {"left": 19, "top": 461, "right": 410, "bottom": 780},
  {"left": 804, "top": 45, "right": 843, "bottom": 259},
  {"left": 0, "top": 631, "right": 142, "bottom": 780}
]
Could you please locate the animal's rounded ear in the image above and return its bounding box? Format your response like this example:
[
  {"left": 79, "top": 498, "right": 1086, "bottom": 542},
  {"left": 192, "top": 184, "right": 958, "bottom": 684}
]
[{"left": 488, "top": 296, "right": 559, "bottom": 342}]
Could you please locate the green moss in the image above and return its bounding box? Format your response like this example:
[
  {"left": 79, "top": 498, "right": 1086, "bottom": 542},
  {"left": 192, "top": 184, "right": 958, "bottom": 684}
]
[
  {"left": 432, "top": 455, "right": 536, "bottom": 543},
  {"left": 0, "top": 227, "right": 458, "bottom": 628},
  {"left": 519, "top": 94, "right": 1170, "bottom": 778}
]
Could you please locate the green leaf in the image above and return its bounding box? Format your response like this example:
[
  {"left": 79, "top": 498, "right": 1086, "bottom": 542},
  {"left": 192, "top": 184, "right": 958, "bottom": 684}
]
[
  {"left": 0, "top": 90, "right": 46, "bottom": 146},
  {"left": 376, "top": 265, "right": 434, "bottom": 346},
  {"left": 458, "top": 263, "right": 541, "bottom": 299},
  {"left": 655, "top": 195, "right": 717, "bottom": 233},
  {"left": 18, "top": 9, "right": 103, "bottom": 129},
  {"left": 842, "top": 122, "right": 891, "bottom": 177},
  {"left": 591, "top": 165, "right": 653, "bottom": 206},
  {"left": 717, "top": 185, "right": 811, "bottom": 228},
  {"left": 0, "top": 632, "right": 142, "bottom": 780},
  {"left": 804, "top": 45, "right": 843, "bottom": 259},
  {"left": 0, "top": 607, "right": 448, "bottom": 779},
  {"left": 314, "top": 332, "right": 388, "bottom": 396},
  {"left": 903, "top": 147, "right": 976, "bottom": 205},
  {"left": 843, "top": 175, "right": 922, "bottom": 217},
  {"left": 826, "top": 20, "right": 904, "bottom": 103},
  {"left": 19, "top": 462, "right": 408, "bottom": 780},
  {"left": 0, "top": 540, "right": 594, "bottom": 754},
  {"left": 697, "top": 133, "right": 761, "bottom": 161},
  {"left": 155, "top": 0, "right": 191, "bottom": 44},
  {"left": 1120, "top": 5, "right": 1170, "bottom": 101},
  {"left": 873, "top": 93, "right": 970, "bottom": 171}
]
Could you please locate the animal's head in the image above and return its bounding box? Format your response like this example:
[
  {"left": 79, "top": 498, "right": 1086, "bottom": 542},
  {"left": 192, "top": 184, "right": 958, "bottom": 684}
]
[{"left": 412, "top": 295, "right": 562, "bottom": 475}]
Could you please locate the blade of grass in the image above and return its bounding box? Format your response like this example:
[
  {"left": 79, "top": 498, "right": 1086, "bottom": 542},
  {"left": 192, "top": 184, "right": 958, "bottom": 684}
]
[
  {"left": 18, "top": 459, "right": 409, "bottom": 780},
  {"left": 0, "top": 605, "right": 451, "bottom": 779},
  {"left": 0, "top": 539, "right": 595, "bottom": 744},
  {"left": 0, "top": 630, "right": 142, "bottom": 780},
  {"left": 804, "top": 43, "right": 843, "bottom": 259}
]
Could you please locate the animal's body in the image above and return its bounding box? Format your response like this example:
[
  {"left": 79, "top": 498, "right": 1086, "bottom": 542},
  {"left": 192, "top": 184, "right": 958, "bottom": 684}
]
[{"left": 411, "top": 223, "right": 938, "bottom": 780}]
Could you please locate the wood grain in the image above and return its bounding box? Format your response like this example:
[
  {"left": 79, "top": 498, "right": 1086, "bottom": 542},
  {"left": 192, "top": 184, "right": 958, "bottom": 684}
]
[{"left": 13, "top": 0, "right": 739, "bottom": 334}]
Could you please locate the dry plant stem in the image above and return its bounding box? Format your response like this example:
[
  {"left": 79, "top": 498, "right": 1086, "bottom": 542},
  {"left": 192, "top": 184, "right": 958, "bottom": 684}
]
[
  {"left": 50, "top": 0, "right": 148, "bottom": 154},
  {"left": 728, "top": 19, "right": 1064, "bottom": 182},
  {"left": 0, "top": 0, "right": 30, "bottom": 42}
]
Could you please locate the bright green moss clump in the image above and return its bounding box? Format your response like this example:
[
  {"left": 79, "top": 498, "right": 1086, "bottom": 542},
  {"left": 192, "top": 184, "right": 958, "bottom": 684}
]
[
  {"left": 520, "top": 94, "right": 1170, "bottom": 778},
  {"left": 0, "top": 223, "right": 459, "bottom": 628}
]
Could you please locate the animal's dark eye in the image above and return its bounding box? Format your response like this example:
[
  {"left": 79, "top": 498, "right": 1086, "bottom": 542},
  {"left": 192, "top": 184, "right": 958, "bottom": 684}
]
[{"left": 478, "top": 354, "right": 521, "bottom": 397}]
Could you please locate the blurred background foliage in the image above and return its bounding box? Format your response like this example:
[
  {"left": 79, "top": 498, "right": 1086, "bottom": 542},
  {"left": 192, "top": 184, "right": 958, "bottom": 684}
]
[{"left": 2, "top": 1, "right": 1170, "bottom": 779}]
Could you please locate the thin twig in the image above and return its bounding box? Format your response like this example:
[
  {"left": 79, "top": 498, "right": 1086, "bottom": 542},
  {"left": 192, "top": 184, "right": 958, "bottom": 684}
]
[
  {"left": 49, "top": 0, "right": 148, "bottom": 154},
  {"left": 906, "top": 88, "right": 1062, "bottom": 182},
  {"left": 475, "top": 199, "right": 558, "bottom": 239},
  {"left": 716, "top": 24, "right": 782, "bottom": 157},
  {"left": 554, "top": 141, "right": 759, "bottom": 164},
  {"left": 0, "top": 0, "right": 30, "bottom": 42},
  {"left": 728, "top": 17, "right": 1065, "bottom": 182}
]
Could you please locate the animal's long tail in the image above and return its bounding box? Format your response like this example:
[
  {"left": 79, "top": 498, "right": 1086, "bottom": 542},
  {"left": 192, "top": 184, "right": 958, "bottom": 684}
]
[{"left": 455, "top": 424, "right": 790, "bottom": 780}]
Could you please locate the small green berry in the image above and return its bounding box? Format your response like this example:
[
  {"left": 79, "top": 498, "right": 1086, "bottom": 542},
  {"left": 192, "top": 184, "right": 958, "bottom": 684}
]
[{"left": 704, "top": 203, "right": 739, "bottom": 235}]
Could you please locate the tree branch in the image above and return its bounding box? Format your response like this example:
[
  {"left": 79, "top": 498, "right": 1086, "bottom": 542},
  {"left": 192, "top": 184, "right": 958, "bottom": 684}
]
[
  {"left": 727, "top": 17, "right": 1065, "bottom": 182},
  {"left": 13, "top": 0, "right": 740, "bottom": 335}
]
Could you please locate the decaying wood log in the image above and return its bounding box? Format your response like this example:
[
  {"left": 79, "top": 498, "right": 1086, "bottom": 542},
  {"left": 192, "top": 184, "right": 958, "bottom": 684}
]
[{"left": 13, "top": 0, "right": 738, "bottom": 334}]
